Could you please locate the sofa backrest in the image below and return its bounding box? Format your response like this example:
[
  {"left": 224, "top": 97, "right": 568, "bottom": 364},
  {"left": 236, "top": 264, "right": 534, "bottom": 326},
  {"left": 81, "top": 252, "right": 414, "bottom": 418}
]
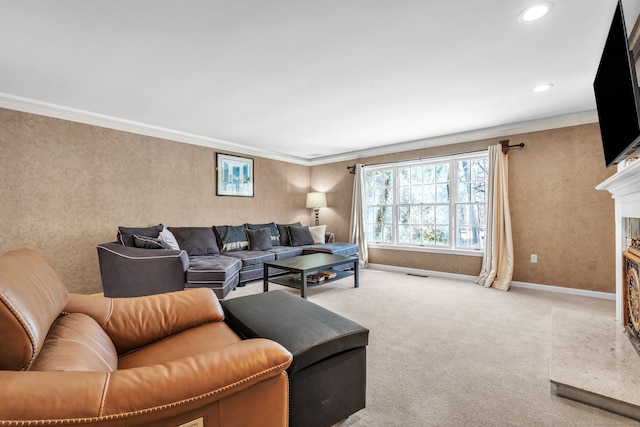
[{"left": 0, "top": 250, "right": 69, "bottom": 370}]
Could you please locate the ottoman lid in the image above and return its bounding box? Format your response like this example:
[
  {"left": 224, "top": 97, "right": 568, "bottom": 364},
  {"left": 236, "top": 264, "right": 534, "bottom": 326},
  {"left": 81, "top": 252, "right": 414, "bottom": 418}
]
[{"left": 222, "top": 291, "right": 369, "bottom": 374}]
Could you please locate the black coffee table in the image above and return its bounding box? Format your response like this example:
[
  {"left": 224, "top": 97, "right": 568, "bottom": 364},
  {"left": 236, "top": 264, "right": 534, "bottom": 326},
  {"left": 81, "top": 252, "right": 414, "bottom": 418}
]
[{"left": 263, "top": 253, "right": 359, "bottom": 298}]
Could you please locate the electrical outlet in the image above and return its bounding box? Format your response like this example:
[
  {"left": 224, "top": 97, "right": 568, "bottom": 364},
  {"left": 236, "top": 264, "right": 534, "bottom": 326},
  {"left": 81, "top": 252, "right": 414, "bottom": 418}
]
[{"left": 531, "top": 254, "right": 538, "bottom": 263}]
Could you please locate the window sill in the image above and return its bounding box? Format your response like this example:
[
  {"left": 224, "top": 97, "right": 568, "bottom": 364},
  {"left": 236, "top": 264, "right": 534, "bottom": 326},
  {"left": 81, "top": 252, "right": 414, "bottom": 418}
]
[{"left": 367, "top": 243, "right": 484, "bottom": 257}]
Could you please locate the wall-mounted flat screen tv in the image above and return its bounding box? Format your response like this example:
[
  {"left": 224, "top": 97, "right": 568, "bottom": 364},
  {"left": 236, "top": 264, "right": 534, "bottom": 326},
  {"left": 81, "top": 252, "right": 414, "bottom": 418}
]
[{"left": 594, "top": 0, "right": 640, "bottom": 167}]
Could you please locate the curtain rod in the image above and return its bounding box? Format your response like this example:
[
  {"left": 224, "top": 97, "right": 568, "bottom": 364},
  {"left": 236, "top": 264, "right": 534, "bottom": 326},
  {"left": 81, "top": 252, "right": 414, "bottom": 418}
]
[{"left": 347, "top": 139, "right": 525, "bottom": 174}]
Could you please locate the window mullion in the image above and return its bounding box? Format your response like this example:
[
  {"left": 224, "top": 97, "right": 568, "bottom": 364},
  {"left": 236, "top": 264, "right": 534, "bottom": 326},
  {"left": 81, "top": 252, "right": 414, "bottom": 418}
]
[
  {"left": 393, "top": 166, "right": 399, "bottom": 245},
  {"left": 363, "top": 154, "right": 487, "bottom": 252},
  {"left": 450, "top": 159, "right": 456, "bottom": 250}
]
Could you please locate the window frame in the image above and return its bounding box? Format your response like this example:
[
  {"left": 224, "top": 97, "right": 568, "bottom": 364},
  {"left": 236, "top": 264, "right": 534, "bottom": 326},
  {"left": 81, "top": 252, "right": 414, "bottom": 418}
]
[{"left": 363, "top": 152, "right": 488, "bottom": 257}]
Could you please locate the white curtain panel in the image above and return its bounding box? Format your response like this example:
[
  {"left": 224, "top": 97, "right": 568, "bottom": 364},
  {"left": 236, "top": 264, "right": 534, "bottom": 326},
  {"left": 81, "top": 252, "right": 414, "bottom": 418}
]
[
  {"left": 475, "top": 144, "right": 514, "bottom": 291},
  {"left": 349, "top": 164, "right": 369, "bottom": 267}
]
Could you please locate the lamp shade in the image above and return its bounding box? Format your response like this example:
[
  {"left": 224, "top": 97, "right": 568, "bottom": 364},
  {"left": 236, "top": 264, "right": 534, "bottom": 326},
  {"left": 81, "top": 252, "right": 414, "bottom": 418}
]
[{"left": 306, "top": 192, "right": 327, "bottom": 208}]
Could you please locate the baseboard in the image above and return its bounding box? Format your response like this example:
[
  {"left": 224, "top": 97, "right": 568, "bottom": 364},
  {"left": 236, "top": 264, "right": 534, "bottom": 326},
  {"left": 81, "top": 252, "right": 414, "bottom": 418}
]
[
  {"left": 551, "top": 379, "right": 640, "bottom": 421},
  {"left": 510, "top": 280, "right": 615, "bottom": 300},
  {"left": 367, "top": 263, "right": 475, "bottom": 282},
  {"left": 367, "top": 263, "right": 615, "bottom": 300}
]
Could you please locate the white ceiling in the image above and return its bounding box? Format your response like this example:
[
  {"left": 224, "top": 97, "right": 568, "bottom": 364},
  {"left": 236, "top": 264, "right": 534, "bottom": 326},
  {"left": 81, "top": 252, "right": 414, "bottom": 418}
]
[{"left": 0, "top": 0, "right": 636, "bottom": 164}]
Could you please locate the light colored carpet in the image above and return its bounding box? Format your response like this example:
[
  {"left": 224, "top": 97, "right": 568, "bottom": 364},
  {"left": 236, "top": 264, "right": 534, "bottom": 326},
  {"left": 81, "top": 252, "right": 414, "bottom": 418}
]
[{"left": 226, "top": 268, "right": 639, "bottom": 426}]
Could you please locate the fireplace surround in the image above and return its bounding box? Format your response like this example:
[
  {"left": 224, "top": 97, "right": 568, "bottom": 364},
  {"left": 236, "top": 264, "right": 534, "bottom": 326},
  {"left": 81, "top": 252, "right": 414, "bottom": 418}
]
[
  {"left": 624, "top": 248, "right": 640, "bottom": 353},
  {"left": 596, "top": 158, "right": 640, "bottom": 322},
  {"left": 545, "top": 159, "right": 640, "bottom": 420}
]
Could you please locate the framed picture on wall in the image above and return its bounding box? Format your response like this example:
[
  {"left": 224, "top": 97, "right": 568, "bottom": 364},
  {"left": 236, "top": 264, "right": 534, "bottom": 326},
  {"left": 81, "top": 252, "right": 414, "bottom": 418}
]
[{"left": 216, "top": 153, "right": 254, "bottom": 197}]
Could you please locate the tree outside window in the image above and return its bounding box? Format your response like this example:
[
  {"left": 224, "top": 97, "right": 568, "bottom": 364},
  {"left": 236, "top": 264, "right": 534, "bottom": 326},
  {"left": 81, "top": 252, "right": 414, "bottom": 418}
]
[{"left": 364, "top": 154, "right": 487, "bottom": 251}]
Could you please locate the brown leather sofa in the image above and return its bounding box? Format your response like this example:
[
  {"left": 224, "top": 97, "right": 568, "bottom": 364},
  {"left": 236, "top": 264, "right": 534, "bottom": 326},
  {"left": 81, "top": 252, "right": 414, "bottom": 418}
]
[{"left": 0, "top": 249, "right": 292, "bottom": 426}]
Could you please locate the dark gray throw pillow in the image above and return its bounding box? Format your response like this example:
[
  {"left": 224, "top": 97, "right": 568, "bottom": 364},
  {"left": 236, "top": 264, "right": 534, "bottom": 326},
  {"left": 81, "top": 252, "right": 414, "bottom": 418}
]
[
  {"left": 117, "top": 224, "right": 164, "bottom": 247},
  {"left": 288, "top": 225, "right": 315, "bottom": 247},
  {"left": 246, "top": 227, "right": 273, "bottom": 251},
  {"left": 214, "top": 225, "right": 249, "bottom": 251},
  {"left": 277, "top": 222, "right": 302, "bottom": 246},
  {"left": 168, "top": 227, "right": 220, "bottom": 256},
  {"left": 245, "top": 222, "right": 280, "bottom": 246},
  {"left": 133, "top": 234, "right": 172, "bottom": 250}
]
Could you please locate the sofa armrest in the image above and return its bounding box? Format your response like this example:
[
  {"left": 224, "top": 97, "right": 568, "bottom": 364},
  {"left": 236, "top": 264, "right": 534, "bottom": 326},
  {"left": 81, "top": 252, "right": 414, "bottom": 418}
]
[
  {"left": 65, "top": 288, "right": 224, "bottom": 355},
  {"left": 104, "top": 339, "right": 292, "bottom": 415},
  {"left": 97, "top": 242, "right": 189, "bottom": 297},
  {"left": 0, "top": 339, "right": 292, "bottom": 424}
]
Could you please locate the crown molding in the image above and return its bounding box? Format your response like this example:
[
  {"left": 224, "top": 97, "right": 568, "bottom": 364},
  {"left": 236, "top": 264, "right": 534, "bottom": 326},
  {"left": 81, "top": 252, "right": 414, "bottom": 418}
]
[
  {"left": 0, "top": 93, "right": 311, "bottom": 166},
  {"left": 0, "top": 92, "right": 597, "bottom": 167},
  {"left": 308, "top": 110, "right": 599, "bottom": 166}
]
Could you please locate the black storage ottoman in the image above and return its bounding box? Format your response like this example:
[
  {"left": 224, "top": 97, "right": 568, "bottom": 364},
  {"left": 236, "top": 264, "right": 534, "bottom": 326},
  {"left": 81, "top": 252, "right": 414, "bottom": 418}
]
[{"left": 221, "top": 290, "right": 369, "bottom": 427}]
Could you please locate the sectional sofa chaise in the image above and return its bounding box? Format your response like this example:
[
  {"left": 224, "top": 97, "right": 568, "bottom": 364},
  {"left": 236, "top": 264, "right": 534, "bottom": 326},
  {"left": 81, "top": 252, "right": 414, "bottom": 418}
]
[{"left": 97, "top": 222, "right": 359, "bottom": 299}]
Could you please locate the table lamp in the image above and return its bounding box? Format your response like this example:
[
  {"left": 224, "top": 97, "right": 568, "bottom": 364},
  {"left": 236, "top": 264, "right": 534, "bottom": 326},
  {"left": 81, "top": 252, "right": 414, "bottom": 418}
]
[{"left": 306, "top": 192, "right": 327, "bottom": 226}]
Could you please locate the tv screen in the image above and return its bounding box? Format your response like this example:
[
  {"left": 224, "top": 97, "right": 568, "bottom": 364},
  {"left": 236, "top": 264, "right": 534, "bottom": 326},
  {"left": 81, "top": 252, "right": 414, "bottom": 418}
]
[{"left": 594, "top": 0, "right": 640, "bottom": 167}]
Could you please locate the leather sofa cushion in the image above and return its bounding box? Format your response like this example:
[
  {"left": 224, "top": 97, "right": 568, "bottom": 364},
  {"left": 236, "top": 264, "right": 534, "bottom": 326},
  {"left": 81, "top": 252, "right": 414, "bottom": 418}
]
[
  {"left": 64, "top": 289, "right": 226, "bottom": 356},
  {"left": 118, "top": 321, "right": 241, "bottom": 369},
  {"left": 0, "top": 250, "right": 69, "bottom": 371},
  {"left": 30, "top": 313, "right": 118, "bottom": 372},
  {"left": 168, "top": 227, "right": 220, "bottom": 256},
  {"left": 186, "top": 255, "right": 242, "bottom": 283}
]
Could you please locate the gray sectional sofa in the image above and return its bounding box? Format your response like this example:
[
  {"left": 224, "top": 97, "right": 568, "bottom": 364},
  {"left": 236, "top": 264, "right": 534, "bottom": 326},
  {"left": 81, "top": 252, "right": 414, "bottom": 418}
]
[{"left": 97, "top": 222, "right": 358, "bottom": 299}]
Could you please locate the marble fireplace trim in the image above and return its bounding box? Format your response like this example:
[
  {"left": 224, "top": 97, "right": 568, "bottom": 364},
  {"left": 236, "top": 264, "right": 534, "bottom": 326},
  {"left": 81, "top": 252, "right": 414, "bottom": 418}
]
[
  {"left": 550, "top": 308, "right": 640, "bottom": 421},
  {"left": 553, "top": 162, "right": 640, "bottom": 421},
  {"left": 597, "top": 159, "right": 640, "bottom": 321}
]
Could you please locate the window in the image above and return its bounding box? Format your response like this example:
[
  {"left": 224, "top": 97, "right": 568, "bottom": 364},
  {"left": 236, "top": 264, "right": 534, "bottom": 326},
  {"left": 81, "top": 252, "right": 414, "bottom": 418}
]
[{"left": 364, "top": 153, "right": 488, "bottom": 252}]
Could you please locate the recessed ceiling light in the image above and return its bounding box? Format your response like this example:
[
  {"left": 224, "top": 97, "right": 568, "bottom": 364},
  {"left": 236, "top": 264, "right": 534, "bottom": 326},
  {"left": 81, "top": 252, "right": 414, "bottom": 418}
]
[
  {"left": 533, "top": 83, "right": 554, "bottom": 92},
  {"left": 519, "top": 2, "right": 554, "bottom": 22}
]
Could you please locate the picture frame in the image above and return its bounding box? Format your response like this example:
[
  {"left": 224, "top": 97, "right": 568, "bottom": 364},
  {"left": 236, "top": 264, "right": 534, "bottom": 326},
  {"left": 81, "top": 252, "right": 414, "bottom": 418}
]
[{"left": 216, "top": 153, "right": 254, "bottom": 197}]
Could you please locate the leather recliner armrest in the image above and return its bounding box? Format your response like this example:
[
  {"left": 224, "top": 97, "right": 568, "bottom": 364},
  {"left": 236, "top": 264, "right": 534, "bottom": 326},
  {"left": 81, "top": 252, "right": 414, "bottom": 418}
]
[
  {"left": 0, "top": 339, "right": 292, "bottom": 424},
  {"left": 65, "top": 288, "right": 224, "bottom": 355}
]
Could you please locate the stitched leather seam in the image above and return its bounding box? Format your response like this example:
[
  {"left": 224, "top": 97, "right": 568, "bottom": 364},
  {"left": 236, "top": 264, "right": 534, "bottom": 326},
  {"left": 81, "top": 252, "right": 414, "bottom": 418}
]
[
  {"left": 285, "top": 370, "right": 290, "bottom": 427},
  {"left": 0, "top": 293, "right": 39, "bottom": 370},
  {"left": 41, "top": 338, "right": 115, "bottom": 371},
  {"left": 100, "top": 299, "right": 114, "bottom": 329},
  {"left": 99, "top": 372, "right": 110, "bottom": 416},
  {"left": 0, "top": 358, "right": 293, "bottom": 424}
]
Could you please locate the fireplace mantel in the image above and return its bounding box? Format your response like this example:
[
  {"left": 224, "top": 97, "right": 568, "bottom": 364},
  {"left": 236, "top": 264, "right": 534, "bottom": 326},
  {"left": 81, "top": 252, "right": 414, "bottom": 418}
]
[
  {"left": 597, "top": 160, "right": 640, "bottom": 218},
  {"left": 597, "top": 159, "right": 640, "bottom": 321}
]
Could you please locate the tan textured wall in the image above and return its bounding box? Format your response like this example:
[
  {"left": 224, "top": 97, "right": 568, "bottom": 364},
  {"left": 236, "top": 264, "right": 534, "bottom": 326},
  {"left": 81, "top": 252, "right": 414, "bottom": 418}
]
[
  {"left": 508, "top": 124, "right": 615, "bottom": 292},
  {"left": 0, "top": 109, "right": 310, "bottom": 294},
  {"left": 0, "top": 107, "right": 616, "bottom": 294},
  {"left": 312, "top": 123, "right": 617, "bottom": 292}
]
